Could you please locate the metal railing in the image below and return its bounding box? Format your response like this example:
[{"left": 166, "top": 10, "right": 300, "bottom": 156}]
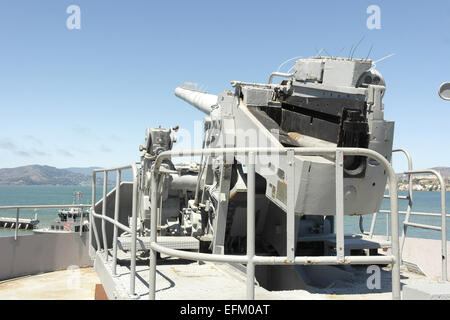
[
  {"left": 0, "top": 204, "right": 90, "bottom": 240},
  {"left": 368, "top": 148, "right": 448, "bottom": 282},
  {"left": 147, "top": 147, "right": 401, "bottom": 300},
  {"left": 89, "top": 164, "right": 139, "bottom": 298}
]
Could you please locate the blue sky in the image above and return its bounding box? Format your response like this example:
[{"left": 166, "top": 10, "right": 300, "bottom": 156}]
[{"left": 0, "top": 0, "right": 449, "bottom": 172}]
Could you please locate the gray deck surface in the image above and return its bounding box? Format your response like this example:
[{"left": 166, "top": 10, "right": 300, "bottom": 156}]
[
  {"left": 0, "top": 268, "right": 99, "bottom": 300},
  {"left": 94, "top": 252, "right": 431, "bottom": 300},
  {"left": 0, "top": 255, "right": 437, "bottom": 300}
]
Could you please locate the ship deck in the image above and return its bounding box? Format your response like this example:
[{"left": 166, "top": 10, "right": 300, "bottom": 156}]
[
  {"left": 0, "top": 255, "right": 445, "bottom": 300},
  {"left": 0, "top": 235, "right": 448, "bottom": 300},
  {"left": 0, "top": 267, "right": 100, "bottom": 300},
  {"left": 93, "top": 251, "right": 440, "bottom": 300}
]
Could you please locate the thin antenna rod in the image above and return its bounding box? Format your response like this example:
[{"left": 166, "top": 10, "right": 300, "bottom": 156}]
[
  {"left": 350, "top": 36, "right": 365, "bottom": 59},
  {"left": 373, "top": 53, "right": 396, "bottom": 65},
  {"left": 315, "top": 47, "right": 324, "bottom": 57},
  {"left": 276, "top": 56, "right": 302, "bottom": 72},
  {"left": 348, "top": 44, "right": 355, "bottom": 58},
  {"left": 365, "top": 44, "right": 374, "bottom": 61}
]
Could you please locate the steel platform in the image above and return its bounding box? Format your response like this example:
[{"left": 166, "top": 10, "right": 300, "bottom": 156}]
[{"left": 117, "top": 236, "right": 199, "bottom": 252}]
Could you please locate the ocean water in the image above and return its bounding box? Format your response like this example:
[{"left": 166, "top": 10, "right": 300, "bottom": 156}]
[
  {"left": 0, "top": 185, "right": 113, "bottom": 237},
  {"left": 0, "top": 186, "right": 448, "bottom": 240},
  {"left": 350, "top": 190, "right": 450, "bottom": 241}
]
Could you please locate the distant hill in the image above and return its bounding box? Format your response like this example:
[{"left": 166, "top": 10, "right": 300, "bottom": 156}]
[
  {"left": 4, "top": 164, "right": 446, "bottom": 187},
  {"left": 64, "top": 167, "right": 101, "bottom": 176},
  {"left": 430, "top": 167, "right": 450, "bottom": 179},
  {"left": 0, "top": 165, "right": 135, "bottom": 185},
  {"left": 0, "top": 165, "right": 91, "bottom": 185},
  {"left": 397, "top": 166, "right": 450, "bottom": 180}
]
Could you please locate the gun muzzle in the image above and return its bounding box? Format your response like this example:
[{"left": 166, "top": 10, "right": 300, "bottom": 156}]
[{"left": 174, "top": 87, "right": 218, "bottom": 114}]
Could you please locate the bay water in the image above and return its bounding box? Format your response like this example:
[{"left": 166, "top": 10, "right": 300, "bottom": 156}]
[
  {"left": 0, "top": 185, "right": 112, "bottom": 237},
  {"left": 0, "top": 185, "right": 448, "bottom": 240}
]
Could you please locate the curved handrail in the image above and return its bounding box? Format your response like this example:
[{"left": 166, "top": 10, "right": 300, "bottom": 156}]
[
  {"left": 148, "top": 147, "right": 400, "bottom": 300},
  {"left": 403, "top": 169, "right": 447, "bottom": 282},
  {"left": 90, "top": 163, "right": 139, "bottom": 298}
]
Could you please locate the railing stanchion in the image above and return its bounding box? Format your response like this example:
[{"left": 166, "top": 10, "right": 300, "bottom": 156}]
[
  {"left": 439, "top": 176, "right": 447, "bottom": 282},
  {"left": 102, "top": 171, "right": 108, "bottom": 261},
  {"left": 387, "top": 164, "right": 400, "bottom": 300},
  {"left": 149, "top": 169, "right": 159, "bottom": 300},
  {"left": 246, "top": 152, "right": 256, "bottom": 300},
  {"left": 14, "top": 208, "right": 19, "bottom": 240},
  {"left": 335, "top": 150, "right": 345, "bottom": 263},
  {"left": 112, "top": 170, "right": 121, "bottom": 276},
  {"left": 400, "top": 149, "right": 413, "bottom": 258},
  {"left": 90, "top": 172, "right": 94, "bottom": 250},
  {"left": 286, "top": 149, "right": 296, "bottom": 263},
  {"left": 403, "top": 169, "right": 447, "bottom": 282},
  {"left": 130, "top": 166, "right": 138, "bottom": 297},
  {"left": 369, "top": 212, "right": 377, "bottom": 239},
  {"left": 91, "top": 171, "right": 101, "bottom": 252}
]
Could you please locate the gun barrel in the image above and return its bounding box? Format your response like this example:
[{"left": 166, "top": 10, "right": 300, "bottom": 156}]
[{"left": 174, "top": 87, "right": 218, "bottom": 114}]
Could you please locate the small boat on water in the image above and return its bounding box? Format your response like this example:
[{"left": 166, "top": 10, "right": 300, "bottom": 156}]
[{"left": 33, "top": 191, "right": 89, "bottom": 234}]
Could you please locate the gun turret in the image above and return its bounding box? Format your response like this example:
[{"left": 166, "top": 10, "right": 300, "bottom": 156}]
[{"left": 170, "top": 56, "right": 394, "bottom": 259}]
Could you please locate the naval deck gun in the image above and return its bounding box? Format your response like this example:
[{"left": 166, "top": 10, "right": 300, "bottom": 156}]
[
  {"left": 89, "top": 56, "right": 404, "bottom": 300},
  {"left": 171, "top": 57, "right": 394, "bottom": 257}
]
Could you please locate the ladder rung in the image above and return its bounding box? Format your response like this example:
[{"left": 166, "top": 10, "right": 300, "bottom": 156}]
[{"left": 403, "top": 221, "right": 442, "bottom": 231}]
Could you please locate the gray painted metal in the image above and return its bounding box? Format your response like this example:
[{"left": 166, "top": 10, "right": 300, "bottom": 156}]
[
  {"left": 149, "top": 168, "right": 158, "bottom": 300},
  {"left": 112, "top": 170, "right": 121, "bottom": 275},
  {"left": 403, "top": 282, "right": 450, "bottom": 300},
  {"left": 370, "top": 149, "right": 447, "bottom": 282},
  {"left": 91, "top": 164, "right": 139, "bottom": 297},
  {"left": 404, "top": 169, "right": 447, "bottom": 282},
  {"left": 90, "top": 173, "right": 100, "bottom": 256},
  {"left": 0, "top": 233, "right": 91, "bottom": 281},
  {"left": 102, "top": 172, "right": 108, "bottom": 261},
  {"left": 403, "top": 221, "right": 441, "bottom": 231},
  {"left": 117, "top": 235, "right": 199, "bottom": 251},
  {"left": 91, "top": 211, "right": 131, "bottom": 234},
  {"left": 212, "top": 164, "right": 233, "bottom": 255},
  {"left": 325, "top": 238, "right": 391, "bottom": 256},
  {"left": 268, "top": 72, "right": 293, "bottom": 84},
  {"left": 392, "top": 149, "right": 414, "bottom": 258},
  {"left": 379, "top": 210, "right": 450, "bottom": 218},
  {"left": 246, "top": 152, "right": 256, "bottom": 300},
  {"left": 129, "top": 166, "right": 138, "bottom": 298},
  {"left": 90, "top": 57, "right": 416, "bottom": 299},
  {"left": 147, "top": 146, "right": 401, "bottom": 300},
  {"left": 438, "top": 82, "right": 450, "bottom": 101},
  {"left": 15, "top": 208, "right": 18, "bottom": 240},
  {"left": 174, "top": 87, "right": 218, "bottom": 114},
  {"left": 286, "top": 150, "right": 296, "bottom": 262},
  {"left": 335, "top": 150, "right": 345, "bottom": 263},
  {"left": 178, "top": 60, "right": 394, "bottom": 220},
  {"left": 149, "top": 242, "right": 395, "bottom": 265}
]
